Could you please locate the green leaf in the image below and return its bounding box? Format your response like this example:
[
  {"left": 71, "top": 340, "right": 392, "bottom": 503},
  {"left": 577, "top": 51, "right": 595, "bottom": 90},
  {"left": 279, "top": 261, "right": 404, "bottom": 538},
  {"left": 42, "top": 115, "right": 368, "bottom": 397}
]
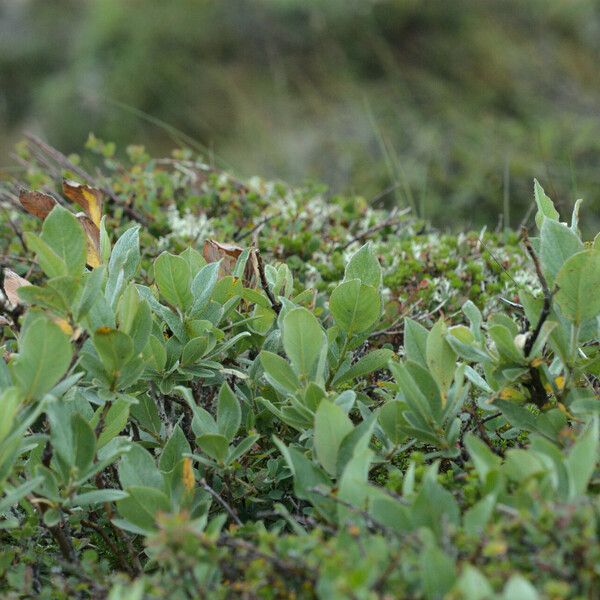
[
  {"left": 456, "top": 566, "right": 493, "bottom": 600},
  {"left": 566, "top": 417, "right": 598, "bottom": 498},
  {"left": 175, "top": 386, "right": 218, "bottom": 436},
  {"left": 41, "top": 204, "right": 87, "bottom": 276},
  {"left": 76, "top": 266, "right": 105, "bottom": 321},
  {"left": 391, "top": 361, "right": 439, "bottom": 424},
  {"left": 412, "top": 469, "right": 460, "bottom": 535},
  {"left": 93, "top": 328, "right": 134, "bottom": 374},
  {"left": 447, "top": 325, "right": 491, "bottom": 363},
  {"left": 181, "top": 247, "right": 206, "bottom": 273},
  {"left": 46, "top": 400, "right": 78, "bottom": 468},
  {"left": 330, "top": 278, "right": 381, "bottom": 334},
  {"left": 273, "top": 437, "right": 334, "bottom": 519},
  {"left": 118, "top": 443, "right": 164, "bottom": 490},
  {"left": 217, "top": 383, "right": 241, "bottom": 441},
  {"left": 314, "top": 400, "right": 354, "bottom": 476},
  {"left": 260, "top": 351, "right": 300, "bottom": 394},
  {"left": 420, "top": 544, "right": 457, "bottom": 600},
  {"left": 464, "top": 433, "right": 501, "bottom": 484},
  {"left": 228, "top": 434, "right": 260, "bottom": 464},
  {"left": 378, "top": 400, "right": 407, "bottom": 445},
  {"left": 116, "top": 485, "right": 170, "bottom": 534},
  {"left": 488, "top": 324, "right": 524, "bottom": 364},
  {"left": 333, "top": 348, "right": 393, "bottom": 386},
  {"left": 337, "top": 447, "right": 373, "bottom": 523},
  {"left": 197, "top": 433, "right": 229, "bottom": 463},
  {"left": 72, "top": 489, "right": 129, "bottom": 506},
  {"left": 540, "top": 218, "right": 584, "bottom": 285},
  {"left": 462, "top": 300, "right": 483, "bottom": 337},
  {"left": 426, "top": 319, "right": 456, "bottom": 397},
  {"left": 336, "top": 413, "right": 376, "bottom": 476},
  {"left": 10, "top": 317, "right": 72, "bottom": 400},
  {"left": 502, "top": 576, "right": 539, "bottom": 600},
  {"left": 93, "top": 399, "right": 130, "bottom": 448},
  {"left": 160, "top": 425, "right": 191, "bottom": 473},
  {"left": 154, "top": 251, "right": 193, "bottom": 310},
  {"left": 404, "top": 317, "right": 429, "bottom": 367},
  {"left": 282, "top": 307, "right": 326, "bottom": 381},
  {"left": 67, "top": 413, "right": 96, "bottom": 474},
  {"left": 143, "top": 335, "right": 167, "bottom": 372},
  {"left": 344, "top": 242, "right": 382, "bottom": 288},
  {"left": 555, "top": 250, "right": 600, "bottom": 324},
  {"left": 130, "top": 393, "right": 162, "bottom": 435},
  {"left": 249, "top": 304, "right": 275, "bottom": 335},
  {"left": 494, "top": 400, "right": 538, "bottom": 433},
  {"left": 534, "top": 179, "right": 559, "bottom": 229},
  {"left": 0, "top": 477, "right": 44, "bottom": 514},
  {"left": 334, "top": 389, "right": 355, "bottom": 413},
  {"left": 181, "top": 336, "right": 210, "bottom": 365},
  {"left": 24, "top": 233, "right": 66, "bottom": 279},
  {"left": 464, "top": 494, "right": 495, "bottom": 536},
  {"left": 108, "top": 226, "right": 140, "bottom": 281}
]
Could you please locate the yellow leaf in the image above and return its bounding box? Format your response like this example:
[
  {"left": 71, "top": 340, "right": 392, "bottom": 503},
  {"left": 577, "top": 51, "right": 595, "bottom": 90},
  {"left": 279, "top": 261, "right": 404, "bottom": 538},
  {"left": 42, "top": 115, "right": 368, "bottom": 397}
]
[
  {"left": 76, "top": 214, "right": 101, "bottom": 267},
  {"left": 53, "top": 318, "right": 73, "bottom": 336},
  {"left": 63, "top": 180, "right": 103, "bottom": 227},
  {"left": 499, "top": 387, "right": 521, "bottom": 400},
  {"left": 182, "top": 457, "right": 195, "bottom": 493},
  {"left": 543, "top": 376, "right": 565, "bottom": 394}
]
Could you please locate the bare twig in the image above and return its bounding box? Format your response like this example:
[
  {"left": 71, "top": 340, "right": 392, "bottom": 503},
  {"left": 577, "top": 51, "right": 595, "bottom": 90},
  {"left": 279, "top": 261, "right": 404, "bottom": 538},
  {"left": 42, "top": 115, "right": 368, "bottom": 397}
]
[
  {"left": 23, "top": 134, "right": 151, "bottom": 227},
  {"left": 200, "top": 478, "right": 242, "bottom": 526},
  {"left": 465, "top": 405, "right": 504, "bottom": 457},
  {"left": 1, "top": 206, "right": 27, "bottom": 253},
  {"left": 477, "top": 234, "right": 520, "bottom": 289},
  {"left": 369, "top": 182, "right": 404, "bottom": 207},
  {"left": 253, "top": 248, "right": 281, "bottom": 314},
  {"left": 81, "top": 517, "right": 136, "bottom": 576},
  {"left": 234, "top": 213, "right": 279, "bottom": 242},
  {"left": 336, "top": 207, "right": 411, "bottom": 251}
]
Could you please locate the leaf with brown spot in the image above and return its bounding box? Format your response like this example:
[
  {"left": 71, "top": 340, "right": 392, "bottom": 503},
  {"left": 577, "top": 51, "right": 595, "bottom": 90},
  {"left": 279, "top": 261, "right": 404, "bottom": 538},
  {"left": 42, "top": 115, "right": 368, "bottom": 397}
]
[
  {"left": 19, "top": 190, "right": 57, "bottom": 220},
  {"left": 76, "top": 213, "right": 101, "bottom": 268},
  {"left": 62, "top": 179, "right": 103, "bottom": 227},
  {"left": 2, "top": 269, "right": 31, "bottom": 305}
]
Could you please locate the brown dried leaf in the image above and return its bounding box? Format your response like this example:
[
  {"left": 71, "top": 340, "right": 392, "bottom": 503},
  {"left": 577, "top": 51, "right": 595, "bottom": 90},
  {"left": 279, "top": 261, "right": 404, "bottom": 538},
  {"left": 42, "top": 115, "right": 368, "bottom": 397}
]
[
  {"left": 203, "top": 239, "right": 256, "bottom": 286},
  {"left": 203, "top": 240, "right": 244, "bottom": 276},
  {"left": 2, "top": 269, "right": 31, "bottom": 305},
  {"left": 19, "top": 190, "right": 57, "bottom": 220},
  {"left": 63, "top": 179, "right": 103, "bottom": 227}
]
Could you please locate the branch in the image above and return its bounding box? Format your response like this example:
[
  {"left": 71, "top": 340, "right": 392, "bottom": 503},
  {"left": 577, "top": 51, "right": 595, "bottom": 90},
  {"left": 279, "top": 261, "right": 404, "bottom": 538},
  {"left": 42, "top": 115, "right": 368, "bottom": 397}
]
[
  {"left": 520, "top": 227, "right": 553, "bottom": 358},
  {"left": 234, "top": 213, "right": 279, "bottom": 242},
  {"left": 200, "top": 478, "right": 242, "bottom": 526},
  {"left": 253, "top": 248, "right": 281, "bottom": 315},
  {"left": 336, "top": 207, "right": 411, "bottom": 251}
]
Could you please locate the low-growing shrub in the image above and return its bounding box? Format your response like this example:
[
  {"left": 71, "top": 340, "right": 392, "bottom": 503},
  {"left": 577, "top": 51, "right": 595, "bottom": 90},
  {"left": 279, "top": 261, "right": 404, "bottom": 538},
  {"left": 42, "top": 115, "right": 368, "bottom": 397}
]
[{"left": 0, "top": 138, "right": 598, "bottom": 599}]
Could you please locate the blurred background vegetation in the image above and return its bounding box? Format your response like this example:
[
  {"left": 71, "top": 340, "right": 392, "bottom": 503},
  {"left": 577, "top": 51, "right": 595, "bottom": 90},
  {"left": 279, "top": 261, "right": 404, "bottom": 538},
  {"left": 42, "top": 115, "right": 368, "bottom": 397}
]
[{"left": 1, "top": 0, "right": 600, "bottom": 231}]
